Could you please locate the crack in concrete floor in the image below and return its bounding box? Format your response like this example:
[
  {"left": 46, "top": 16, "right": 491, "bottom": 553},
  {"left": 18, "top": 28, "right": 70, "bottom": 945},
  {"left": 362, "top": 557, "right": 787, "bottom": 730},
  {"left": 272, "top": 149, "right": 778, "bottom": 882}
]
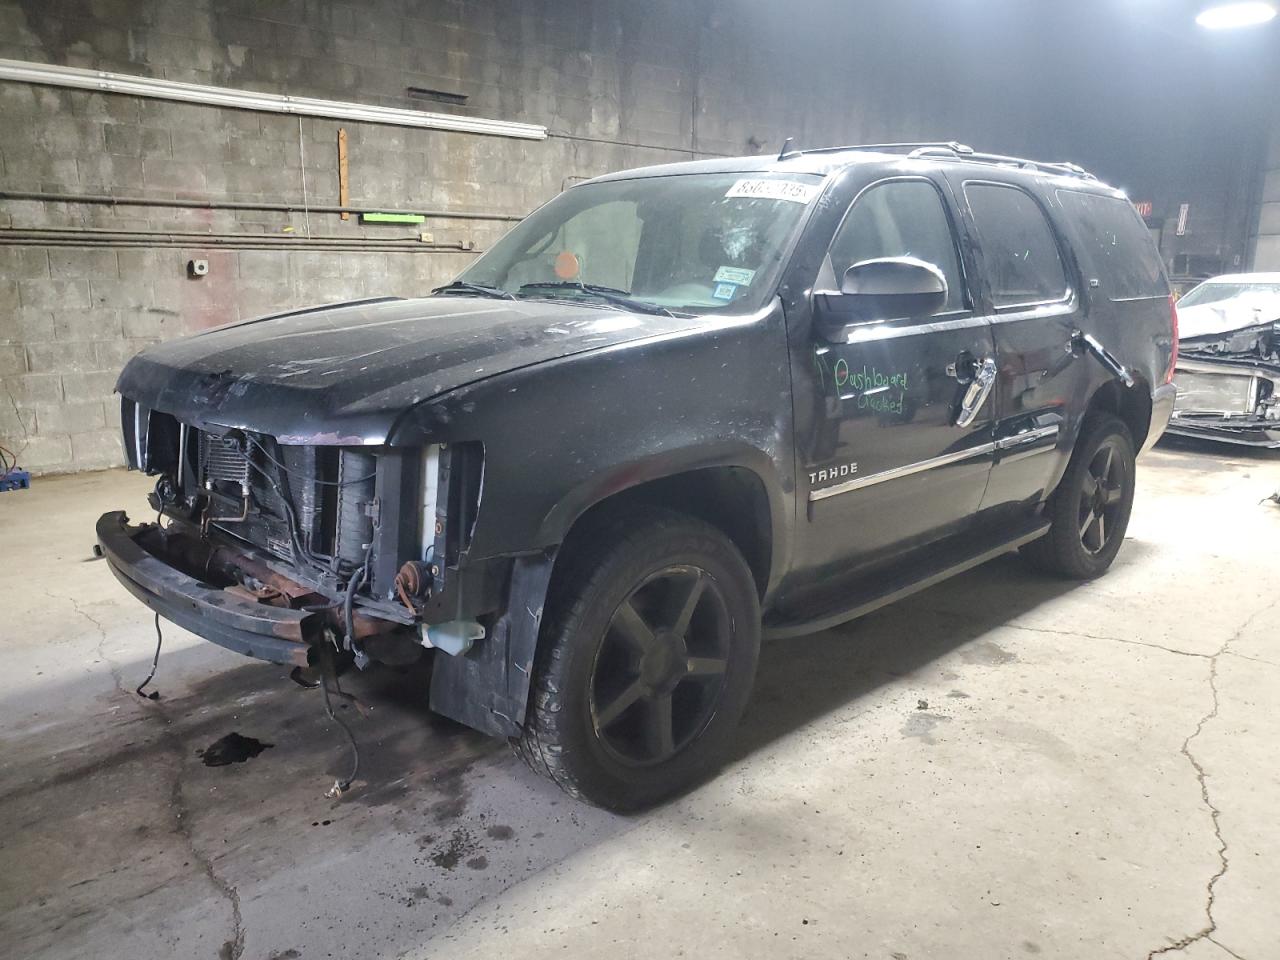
[
  {"left": 39, "top": 587, "right": 247, "bottom": 960},
  {"left": 43, "top": 587, "right": 126, "bottom": 695},
  {"left": 1145, "top": 599, "right": 1277, "bottom": 960},
  {"left": 160, "top": 706, "right": 246, "bottom": 960},
  {"left": 948, "top": 599, "right": 1278, "bottom": 960}
]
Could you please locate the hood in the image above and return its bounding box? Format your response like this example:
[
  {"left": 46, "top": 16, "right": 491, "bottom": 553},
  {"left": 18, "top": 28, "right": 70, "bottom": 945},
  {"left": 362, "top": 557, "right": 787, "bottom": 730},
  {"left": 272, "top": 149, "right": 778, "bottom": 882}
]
[
  {"left": 117, "top": 295, "right": 701, "bottom": 443},
  {"left": 1178, "top": 297, "right": 1280, "bottom": 340}
]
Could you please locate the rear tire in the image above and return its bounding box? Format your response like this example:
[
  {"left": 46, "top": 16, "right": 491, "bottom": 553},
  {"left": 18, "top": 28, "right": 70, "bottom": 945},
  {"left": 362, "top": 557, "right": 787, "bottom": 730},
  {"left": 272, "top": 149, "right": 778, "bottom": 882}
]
[
  {"left": 1023, "top": 414, "right": 1136, "bottom": 579},
  {"left": 512, "top": 507, "right": 761, "bottom": 811}
]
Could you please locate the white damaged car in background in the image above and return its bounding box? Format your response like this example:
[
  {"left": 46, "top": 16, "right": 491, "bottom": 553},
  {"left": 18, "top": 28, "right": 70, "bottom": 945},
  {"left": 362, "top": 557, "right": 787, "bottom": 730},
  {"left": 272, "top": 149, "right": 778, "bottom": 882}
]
[{"left": 1167, "top": 273, "right": 1280, "bottom": 447}]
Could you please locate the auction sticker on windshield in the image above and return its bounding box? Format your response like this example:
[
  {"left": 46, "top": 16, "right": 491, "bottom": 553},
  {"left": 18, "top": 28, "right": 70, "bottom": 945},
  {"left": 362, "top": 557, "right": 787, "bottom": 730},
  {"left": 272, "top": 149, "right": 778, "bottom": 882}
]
[
  {"left": 714, "top": 266, "right": 756, "bottom": 286},
  {"left": 725, "top": 179, "right": 819, "bottom": 204}
]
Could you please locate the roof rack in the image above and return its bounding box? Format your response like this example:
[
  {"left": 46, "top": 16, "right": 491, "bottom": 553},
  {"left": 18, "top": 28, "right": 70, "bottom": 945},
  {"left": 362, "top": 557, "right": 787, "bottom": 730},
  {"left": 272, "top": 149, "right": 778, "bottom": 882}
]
[
  {"left": 906, "top": 145, "right": 1097, "bottom": 180},
  {"left": 778, "top": 140, "right": 972, "bottom": 160},
  {"left": 778, "top": 140, "right": 1096, "bottom": 181}
]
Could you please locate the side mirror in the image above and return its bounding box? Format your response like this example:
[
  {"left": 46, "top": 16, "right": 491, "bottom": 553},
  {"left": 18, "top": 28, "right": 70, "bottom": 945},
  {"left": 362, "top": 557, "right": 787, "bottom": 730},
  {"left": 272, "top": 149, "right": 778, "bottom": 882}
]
[{"left": 814, "top": 256, "right": 949, "bottom": 338}]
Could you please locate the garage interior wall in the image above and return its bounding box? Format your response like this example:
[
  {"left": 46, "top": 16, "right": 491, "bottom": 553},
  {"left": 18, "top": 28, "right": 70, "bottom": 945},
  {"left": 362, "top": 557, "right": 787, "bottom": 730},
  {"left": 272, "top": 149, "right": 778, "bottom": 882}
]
[
  {"left": 0, "top": 0, "right": 1275, "bottom": 475},
  {"left": 1251, "top": 101, "right": 1280, "bottom": 270}
]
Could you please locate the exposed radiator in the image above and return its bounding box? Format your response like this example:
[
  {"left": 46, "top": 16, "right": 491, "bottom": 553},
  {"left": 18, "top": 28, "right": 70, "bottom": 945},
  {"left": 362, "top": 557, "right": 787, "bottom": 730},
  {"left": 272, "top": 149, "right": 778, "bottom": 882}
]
[
  {"left": 183, "top": 427, "right": 376, "bottom": 567},
  {"left": 334, "top": 449, "right": 377, "bottom": 565},
  {"left": 200, "top": 432, "right": 250, "bottom": 492}
]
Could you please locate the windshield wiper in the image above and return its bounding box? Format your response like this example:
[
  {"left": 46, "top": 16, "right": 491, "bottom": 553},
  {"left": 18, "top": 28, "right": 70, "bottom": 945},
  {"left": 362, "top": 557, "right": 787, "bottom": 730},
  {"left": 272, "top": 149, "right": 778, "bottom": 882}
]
[
  {"left": 516, "top": 281, "right": 673, "bottom": 317},
  {"left": 431, "top": 280, "right": 516, "bottom": 300}
]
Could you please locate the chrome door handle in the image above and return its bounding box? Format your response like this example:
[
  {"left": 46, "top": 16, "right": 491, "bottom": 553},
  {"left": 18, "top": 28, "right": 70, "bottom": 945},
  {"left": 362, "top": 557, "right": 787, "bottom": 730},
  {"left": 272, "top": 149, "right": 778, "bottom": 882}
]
[{"left": 955, "top": 357, "right": 996, "bottom": 428}]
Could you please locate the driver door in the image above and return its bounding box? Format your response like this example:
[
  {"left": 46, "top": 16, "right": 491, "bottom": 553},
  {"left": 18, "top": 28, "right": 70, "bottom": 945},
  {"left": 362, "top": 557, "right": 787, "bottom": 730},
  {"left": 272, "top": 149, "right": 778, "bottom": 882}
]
[{"left": 794, "top": 176, "right": 998, "bottom": 580}]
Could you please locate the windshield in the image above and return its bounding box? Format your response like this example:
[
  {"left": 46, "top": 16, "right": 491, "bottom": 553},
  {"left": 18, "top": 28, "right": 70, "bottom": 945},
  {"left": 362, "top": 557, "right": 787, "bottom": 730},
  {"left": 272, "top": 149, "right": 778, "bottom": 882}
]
[
  {"left": 1178, "top": 280, "right": 1280, "bottom": 308},
  {"left": 453, "top": 172, "right": 824, "bottom": 314}
]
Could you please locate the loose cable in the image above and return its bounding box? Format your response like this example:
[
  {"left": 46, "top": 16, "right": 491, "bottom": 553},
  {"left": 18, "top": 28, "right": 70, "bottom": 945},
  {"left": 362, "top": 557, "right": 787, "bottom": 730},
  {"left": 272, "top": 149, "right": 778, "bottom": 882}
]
[
  {"left": 343, "top": 542, "right": 375, "bottom": 665},
  {"left": 135, "top": 511, "right": 168, "bottom": 699},
  {"left": 319, "top": 650, "right": 360, "bottom": 798},
  {"left": 136, "top": 612, "right": 163, "bottom": 700}
]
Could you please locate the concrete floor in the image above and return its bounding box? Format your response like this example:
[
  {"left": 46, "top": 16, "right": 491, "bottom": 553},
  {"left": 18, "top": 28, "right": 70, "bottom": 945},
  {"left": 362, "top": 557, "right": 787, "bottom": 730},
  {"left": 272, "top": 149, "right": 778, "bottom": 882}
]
[{"left": 1, "top": 443, "right": 1277, "bottom": 960}]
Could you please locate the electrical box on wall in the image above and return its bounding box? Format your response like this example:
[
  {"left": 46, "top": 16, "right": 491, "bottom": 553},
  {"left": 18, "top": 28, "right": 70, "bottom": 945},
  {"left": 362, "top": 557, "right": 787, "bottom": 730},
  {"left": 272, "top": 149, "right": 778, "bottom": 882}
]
[{"left": 188, "top": 258, "right": 209, "bottom": 278}]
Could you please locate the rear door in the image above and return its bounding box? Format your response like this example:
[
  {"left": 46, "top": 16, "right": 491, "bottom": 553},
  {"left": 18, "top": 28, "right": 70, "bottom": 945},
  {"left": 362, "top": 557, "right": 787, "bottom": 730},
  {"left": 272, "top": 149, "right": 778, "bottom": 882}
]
[{"left": 946, "top": 177, "right": 1088, "bottom": 515}]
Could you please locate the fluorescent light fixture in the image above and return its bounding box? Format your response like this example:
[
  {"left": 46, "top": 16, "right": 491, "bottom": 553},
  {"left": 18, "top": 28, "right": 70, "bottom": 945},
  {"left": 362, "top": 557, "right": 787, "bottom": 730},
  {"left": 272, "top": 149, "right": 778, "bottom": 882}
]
[
  {"left": 1195, "top": 2, "right": 1277, "bottom": 29},
  {"left": 0, "top": 58, "right": 547, "bottom": 140}
]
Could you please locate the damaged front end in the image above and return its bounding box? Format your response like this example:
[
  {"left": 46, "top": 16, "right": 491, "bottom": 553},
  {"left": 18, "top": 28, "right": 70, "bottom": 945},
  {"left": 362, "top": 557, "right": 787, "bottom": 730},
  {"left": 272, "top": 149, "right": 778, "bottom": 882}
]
[
  {"left": 101, "top": 398, "right": 494, "bottom": 674},
  {"left": 1168, "top": 320, "right": 1280, "bottom": 447}
]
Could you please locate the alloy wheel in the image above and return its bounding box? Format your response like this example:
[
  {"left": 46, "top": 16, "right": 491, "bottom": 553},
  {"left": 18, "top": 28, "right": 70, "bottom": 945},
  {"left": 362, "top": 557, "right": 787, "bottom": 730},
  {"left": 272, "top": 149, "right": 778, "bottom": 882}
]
[
  {"left": 589, "top": 564, "right": 732, "bottom": 766},
  {"left": 1077, "top": 438, "right": 1126, "bottom": 555}
]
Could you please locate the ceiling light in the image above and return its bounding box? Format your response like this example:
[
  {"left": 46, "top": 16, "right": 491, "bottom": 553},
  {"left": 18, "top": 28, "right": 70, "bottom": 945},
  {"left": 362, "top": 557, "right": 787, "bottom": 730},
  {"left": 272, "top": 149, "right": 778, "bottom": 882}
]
[{"left": 1195, "top": 2, "right": 1277, "bottom": 29}]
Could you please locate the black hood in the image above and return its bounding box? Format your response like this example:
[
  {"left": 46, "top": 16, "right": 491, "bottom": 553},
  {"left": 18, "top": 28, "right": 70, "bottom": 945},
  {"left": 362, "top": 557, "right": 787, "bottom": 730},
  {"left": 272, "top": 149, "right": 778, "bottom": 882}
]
[{"left": 116, "top": 295, "right": 700, "bottom": 443}]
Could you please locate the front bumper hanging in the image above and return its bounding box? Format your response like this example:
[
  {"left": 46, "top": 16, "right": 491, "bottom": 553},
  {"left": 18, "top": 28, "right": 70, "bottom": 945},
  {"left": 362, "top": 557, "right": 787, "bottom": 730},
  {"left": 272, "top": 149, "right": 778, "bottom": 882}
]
[{"left": 96, "top": 511, "right": 316, "bottom": 667}]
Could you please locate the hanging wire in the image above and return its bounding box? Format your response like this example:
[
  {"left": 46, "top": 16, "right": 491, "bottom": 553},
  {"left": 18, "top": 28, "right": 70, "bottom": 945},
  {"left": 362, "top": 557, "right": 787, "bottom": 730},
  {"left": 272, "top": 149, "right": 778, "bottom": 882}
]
[
  {"left": 343, "top": 541, "right": 374, "bottom": 655},
  {"left": 135, "top": 508, "right": 167, "bottom": 699},
  {"left": 136, "top": 612, "right": 163, "bottom": 700},
  {"left": 320, "top": 648, "right": 360, "bottom": 798}
]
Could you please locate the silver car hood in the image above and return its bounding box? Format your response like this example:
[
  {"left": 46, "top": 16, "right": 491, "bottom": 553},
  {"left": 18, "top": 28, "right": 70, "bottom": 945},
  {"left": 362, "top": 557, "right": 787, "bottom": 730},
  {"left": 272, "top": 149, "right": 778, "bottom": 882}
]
[{"left": 1178, "top": 296, "right": 1280, "bottom": 339}]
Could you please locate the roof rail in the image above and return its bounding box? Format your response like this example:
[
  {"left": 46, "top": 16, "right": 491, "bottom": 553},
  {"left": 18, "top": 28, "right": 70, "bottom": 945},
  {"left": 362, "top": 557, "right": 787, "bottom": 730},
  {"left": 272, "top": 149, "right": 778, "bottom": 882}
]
[
  {"left": 778, "top": 140, "right": 1097, "bottom": 181},
  {"left": 779, "top": 141, "right": 975, "bottom": 159},
  {"left": 906, "top": 145, "right": 1097, "bottom": 180}
]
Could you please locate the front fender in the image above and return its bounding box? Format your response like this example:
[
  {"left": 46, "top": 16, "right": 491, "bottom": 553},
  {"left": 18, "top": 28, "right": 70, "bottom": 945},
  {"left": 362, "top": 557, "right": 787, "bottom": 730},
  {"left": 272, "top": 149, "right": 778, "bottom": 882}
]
[
  {"left": 391, "top": 303, "right": 799, "bottom": 572},
  {"left": 404, "top": 305, "right": 796, "bottom": 734}
]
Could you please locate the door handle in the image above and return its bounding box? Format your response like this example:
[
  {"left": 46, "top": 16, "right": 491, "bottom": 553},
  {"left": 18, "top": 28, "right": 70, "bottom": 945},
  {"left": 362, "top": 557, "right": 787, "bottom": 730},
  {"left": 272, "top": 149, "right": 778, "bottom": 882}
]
[{"left": 954, "top": 356, "right": 996, "bottom": 428}]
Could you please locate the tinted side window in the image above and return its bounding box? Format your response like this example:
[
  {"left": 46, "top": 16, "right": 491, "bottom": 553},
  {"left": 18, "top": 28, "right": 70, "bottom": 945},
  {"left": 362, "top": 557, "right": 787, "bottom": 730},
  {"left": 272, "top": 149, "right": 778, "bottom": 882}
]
[
  {"left": 964, "top": 183, "right": 1069, "bottom": 308},
  {"left": 828, "top": 179, "right": 966, "bottom": 313},
  {"left": 1056, "top": 190, "right": 1168, "bottom": 300}
]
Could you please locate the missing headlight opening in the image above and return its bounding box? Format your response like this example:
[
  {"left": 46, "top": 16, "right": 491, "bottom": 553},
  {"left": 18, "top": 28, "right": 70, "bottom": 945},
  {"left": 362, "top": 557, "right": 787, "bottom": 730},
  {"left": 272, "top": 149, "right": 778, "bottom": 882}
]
[
  {"left": 105, "top": 407, "right": 494, "bottom": 792},
  {"left": 115, "top": 403, "right": 487, "bottom": 667}
]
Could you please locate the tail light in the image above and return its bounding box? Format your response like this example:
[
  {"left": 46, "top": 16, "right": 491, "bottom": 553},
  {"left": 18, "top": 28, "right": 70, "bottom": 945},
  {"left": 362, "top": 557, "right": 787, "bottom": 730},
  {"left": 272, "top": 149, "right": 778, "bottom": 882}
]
[{"left": 1165, "top": 294, "right": 1179, "bottom": 384}]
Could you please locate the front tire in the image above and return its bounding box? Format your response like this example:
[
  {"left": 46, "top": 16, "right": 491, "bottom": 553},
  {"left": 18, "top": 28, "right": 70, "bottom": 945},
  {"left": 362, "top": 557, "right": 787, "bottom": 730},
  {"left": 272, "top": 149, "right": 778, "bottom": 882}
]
[
  {"left": 513, "top": 508, "right": 761, "bottom": 811},
  {"left": 1023, "top": 414, "right": 1136, "bottom": 579}
]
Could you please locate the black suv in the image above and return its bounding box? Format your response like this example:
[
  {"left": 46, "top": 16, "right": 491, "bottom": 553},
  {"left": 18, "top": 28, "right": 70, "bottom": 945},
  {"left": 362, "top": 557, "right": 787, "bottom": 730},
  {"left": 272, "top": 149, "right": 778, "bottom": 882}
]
[{"left": 101, "top": 142, "right": 1177, "bottom": 809}]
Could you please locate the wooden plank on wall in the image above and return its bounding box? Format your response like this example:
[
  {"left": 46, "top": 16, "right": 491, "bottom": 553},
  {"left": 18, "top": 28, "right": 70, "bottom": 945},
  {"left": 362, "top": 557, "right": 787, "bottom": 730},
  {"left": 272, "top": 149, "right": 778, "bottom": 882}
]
[{"left": 338, "top": 128, "right": 349, "bottom": 220}]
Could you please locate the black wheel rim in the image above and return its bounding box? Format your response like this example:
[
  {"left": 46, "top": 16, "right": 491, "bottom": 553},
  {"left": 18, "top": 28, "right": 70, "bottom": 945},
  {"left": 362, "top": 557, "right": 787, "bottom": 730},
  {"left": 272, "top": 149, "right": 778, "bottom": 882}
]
[
  {"left": 1077, "top": 439, "right": 1126, "bottom": 556},
  {"left": 589, "top": 564, "right": 732, "bottom": 767}
]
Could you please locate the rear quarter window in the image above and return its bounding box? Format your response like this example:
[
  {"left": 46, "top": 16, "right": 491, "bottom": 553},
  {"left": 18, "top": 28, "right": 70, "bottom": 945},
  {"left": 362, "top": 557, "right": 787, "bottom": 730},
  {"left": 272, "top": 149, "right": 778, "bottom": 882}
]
[
  {"left": 963, "top": 182, "right": 1070, "bottom": 309},
  {"left": 1057, "top": 190, "right": 1168, "bottom": 300}
]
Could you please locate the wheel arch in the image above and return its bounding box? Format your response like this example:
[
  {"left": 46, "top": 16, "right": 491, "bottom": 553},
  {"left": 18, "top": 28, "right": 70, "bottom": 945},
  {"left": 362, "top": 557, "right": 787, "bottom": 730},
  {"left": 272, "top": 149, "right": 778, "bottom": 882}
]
[
  {"left": 1082, "top": 375, "right": 1153, "bottom": 450},
  {"left": 543, "top": 452, "right": 784, "bottom": 603}
]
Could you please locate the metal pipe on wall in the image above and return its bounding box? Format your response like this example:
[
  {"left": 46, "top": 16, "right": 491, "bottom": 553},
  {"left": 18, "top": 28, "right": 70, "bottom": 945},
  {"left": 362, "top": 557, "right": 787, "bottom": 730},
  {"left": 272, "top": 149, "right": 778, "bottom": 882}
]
[
  {"left": 0, "top": 190, "right": 523, "bottom": 222},
  {"left": 0, "top": 228, "right": 482, "bottom": 253},
  {"left": 0, "top": 58, "right": 548, "bottom": 141}
]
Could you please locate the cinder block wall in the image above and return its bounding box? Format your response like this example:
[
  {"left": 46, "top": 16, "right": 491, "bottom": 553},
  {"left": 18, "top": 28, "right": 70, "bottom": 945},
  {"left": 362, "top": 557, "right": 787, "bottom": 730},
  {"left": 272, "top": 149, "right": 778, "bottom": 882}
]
[
  {"left": 1, "top": 0, "right": 746, "bottom": 474},
  {"left": 0, "top": 0, "right": 1270, "bottom": 474}
]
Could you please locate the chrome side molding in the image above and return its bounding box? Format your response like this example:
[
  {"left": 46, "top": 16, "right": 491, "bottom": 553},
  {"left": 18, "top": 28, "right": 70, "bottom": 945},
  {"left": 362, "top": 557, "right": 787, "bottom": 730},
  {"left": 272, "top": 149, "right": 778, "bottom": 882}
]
[
  {"left": 810, "top": 442, "right": 997, "bottom": 501},
  {"left": 809, "top": 424, "right": 1060, "bottom": 502},
  {"left": 994, "top": 424, "right": 1060, "bottom": 450}
]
